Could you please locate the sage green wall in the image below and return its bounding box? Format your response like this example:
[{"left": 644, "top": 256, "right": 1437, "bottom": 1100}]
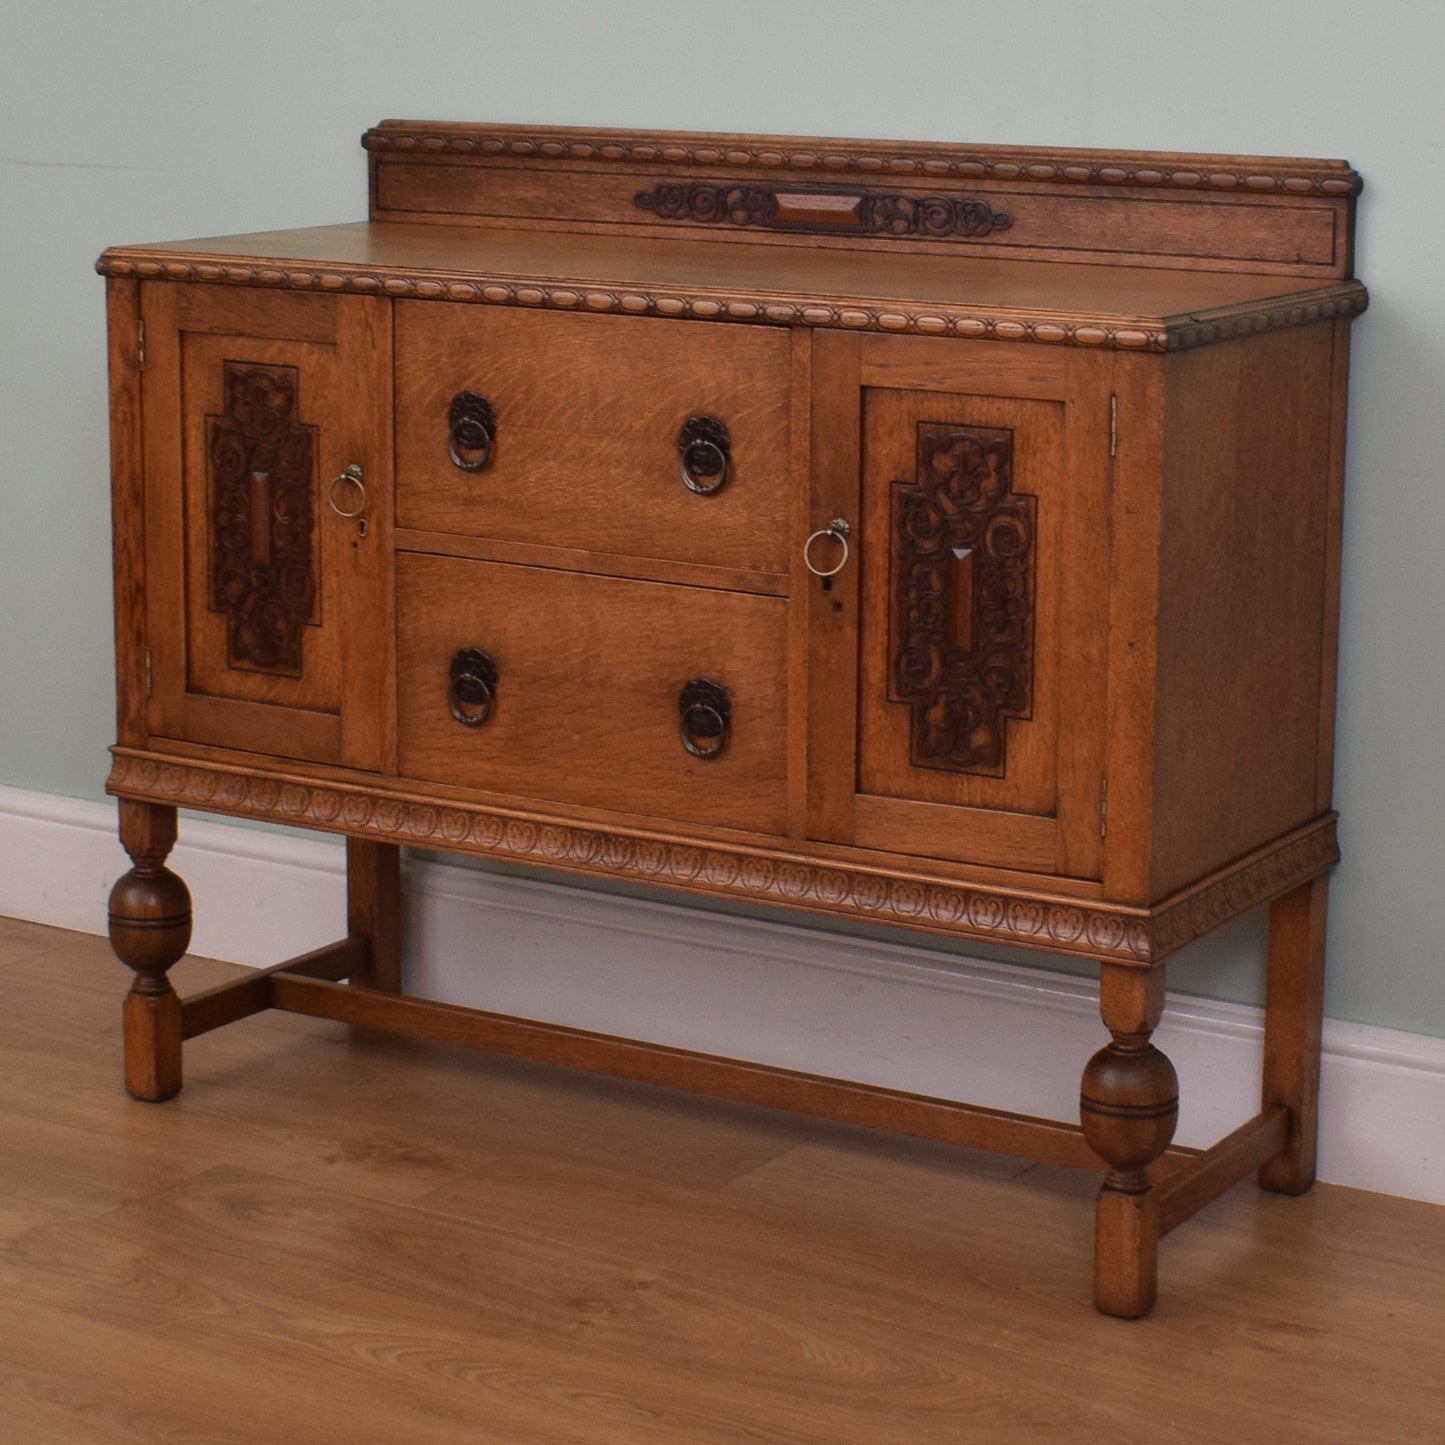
[{"left": 2, "top": 1, "right": 1440, "bottom": 1035}]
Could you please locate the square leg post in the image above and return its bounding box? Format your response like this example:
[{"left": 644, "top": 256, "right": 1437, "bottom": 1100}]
[
  {"left": 346, "top": 838, "right": 402, "bottom": 993},
  {"left": 1259, "top": 876, "right": 1328, "bottom": 1194}
]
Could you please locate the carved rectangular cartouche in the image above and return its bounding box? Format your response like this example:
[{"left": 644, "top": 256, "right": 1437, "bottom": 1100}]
[{"left": 206, "top": 361, "right": 318, "bottom": 677}]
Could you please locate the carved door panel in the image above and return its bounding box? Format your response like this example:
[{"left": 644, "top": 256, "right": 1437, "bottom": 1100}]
[
  {"left": 140, "top": 284, "right": 392, "bottom": 769},
  {"left": 809, "top": 337, "right": 1110, "bottom": 880}
]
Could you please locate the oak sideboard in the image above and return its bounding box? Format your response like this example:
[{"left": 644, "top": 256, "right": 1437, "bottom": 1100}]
[{"left": 99, "top": 121, "right": 1367, "bottom": 1316}]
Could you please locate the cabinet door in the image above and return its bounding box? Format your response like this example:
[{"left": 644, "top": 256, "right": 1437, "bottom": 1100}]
[
  {"left": 808, "top": 334, "right": 1110, "bottom": 880},
  {"left": 139, "top": 285, "right": 392, "bottom": 770}
]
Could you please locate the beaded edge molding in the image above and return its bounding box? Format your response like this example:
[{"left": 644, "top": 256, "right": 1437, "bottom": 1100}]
[
  {"left": 106, "top": 750, "right": 1339, "bottom": 966},
  {"left": 95, "top": 253, "right": 1368, "bottom": 353},
  {"left": 362, "top": 128, "right": 1362, "bottom": 199}
]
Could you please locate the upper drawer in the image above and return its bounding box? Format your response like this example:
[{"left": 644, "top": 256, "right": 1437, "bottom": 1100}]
[{"left": 394, "top": 304, "right": 793, "bottom": 574}]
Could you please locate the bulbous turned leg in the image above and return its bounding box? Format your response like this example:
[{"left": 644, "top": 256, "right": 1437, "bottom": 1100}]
[
  {"left": 1080, "top": 964, "right": 1179, "bottom": 1319},
  {"left": 108, "top": 801, "right": 191, "bottom": 1101}
]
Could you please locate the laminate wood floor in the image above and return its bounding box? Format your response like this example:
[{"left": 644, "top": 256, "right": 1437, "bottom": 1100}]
[{"left": 2, "top": 914, "right": 1441, "bottom": 1444}]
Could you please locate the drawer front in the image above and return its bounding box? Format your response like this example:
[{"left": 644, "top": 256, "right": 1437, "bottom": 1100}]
[
  {"left": 396, "top": 553, "right": 789, "bottom": 835},
  {"left": 394, "top": 304, "right": 792, "bottom": 573}
]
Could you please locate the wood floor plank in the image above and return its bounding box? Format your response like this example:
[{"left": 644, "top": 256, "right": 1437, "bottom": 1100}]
[
  {"left": 0, "top": 1166, "right": 1110, "bottom": 1445},
  {"left": 0, "top": 1286, "right": 496, "bottom": 1445},
  {"left": 2, "top": 919, "right": 1443, "bottom": 1443},
  {"left": 0, "top": 915, "right": 99, "bottom": 970}
]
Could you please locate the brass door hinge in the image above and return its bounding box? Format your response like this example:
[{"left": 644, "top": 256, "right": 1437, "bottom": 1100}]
[
  {"left": 145, "top": 648, "right": 153, "bottom": 699},
  {"left": 1109, "top": 394, "right": 1117, "bottom": 458},
  {"left": 1100, "top": 776, "right": 1108, "bottom": 838},
  {"left": 137, "top": 319, "right": 146, "bottom": 372}
]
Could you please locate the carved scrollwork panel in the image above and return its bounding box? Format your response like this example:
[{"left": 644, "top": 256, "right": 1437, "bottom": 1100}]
[
  {"left": 207, "top": 361, "right": 319, "bottom": 676},
  {"left": 891, "top": 423, "right": 1036, "bottom": 775},
  {"left": 634, "top": 182, "right": 1013, "bottom": 241}
]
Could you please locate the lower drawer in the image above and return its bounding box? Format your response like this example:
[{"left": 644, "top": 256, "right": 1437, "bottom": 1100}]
[{"left": 396, "top": 553, "right": 790, "bottom": 835}]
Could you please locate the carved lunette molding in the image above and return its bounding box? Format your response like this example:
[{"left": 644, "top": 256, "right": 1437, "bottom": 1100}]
[
  {"left": 106, "top": 749, "right": 1339, "bottom": 967},
  {"left": 94, "top": 253, "right": 1369, "bottom": 355},
  {"left": 363, "top": 125, "right": 1363, "bottom": 198}
]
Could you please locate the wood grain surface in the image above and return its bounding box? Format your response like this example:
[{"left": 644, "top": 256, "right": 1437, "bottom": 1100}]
[
  {"left": 360, "top": 120, "right": 1361, "bottom": 282},
  {"left": 97, "top": 221, "right": 1367, "bottom": 352},
  {"left": 394, "top": 303, "right": 792, "bottom": 573},
  {"left": 395, "top": 553, "right": 790, "bottom": 835},
  {"left": 2, "top": 916, "right": 1441, "bottom": 1444}
]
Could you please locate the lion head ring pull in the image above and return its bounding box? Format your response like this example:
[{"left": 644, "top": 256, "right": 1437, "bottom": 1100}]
[
  {"left": 448, "top": 648, "right": 498, "bottom": 727},
  {"left": 677, "top": 415, "right": 731, "bottom": 495},
  {"left": 448, "top": 391, "right": 497, "bottom": 472},
  {"left": 803, "top": 516, "right": 851, "bottom": 579},
  {"left": 679, "top": 677, "right": 731, "bottom": 760}
]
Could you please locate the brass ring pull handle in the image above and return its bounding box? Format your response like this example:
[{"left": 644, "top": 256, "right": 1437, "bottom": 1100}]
[
  {"left": 448, "top": 648, "right": 498, "bottom": 727},
  {"left": 679, "top": 677, "right": 731, "bottom": 759},
  {"left": 677, "top": 415, "right": 731, "bottom": 495},
  {"left": 327, "top": 463, "right": 367, "bottom": 519},
  {"left": 448, "top": 392, "right": 497, "bottom": 472},
  {"left": 803, "top": 516, "right": 851, "bottom": 578}
]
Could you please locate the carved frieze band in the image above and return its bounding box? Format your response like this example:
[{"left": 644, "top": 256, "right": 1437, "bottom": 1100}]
[
  {"left": 208, "top": 362, "right": 319, "bottom": 675},
  {"left": 1149, "top": 823, "right": 1340, "bottom": 956},
  {"left": 362, "top": 127, "right": 1362, "bottom": 198},
  {"left": 105, "top": 751, "right": 1340, "bottom": 967},
  {"left": 94, "top": 254, "right": 1370, "bottom": 354},
  {"left": 892, "top": 424, "right": 1035, "bottom": 775},
  {"left": 634, "top": 182, "right": 1013, "bottom": 241}
]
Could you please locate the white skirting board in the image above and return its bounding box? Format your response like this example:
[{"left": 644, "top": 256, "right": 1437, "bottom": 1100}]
[{"left": 3, "top": 782, "right": 1441, "bottom": 1207}]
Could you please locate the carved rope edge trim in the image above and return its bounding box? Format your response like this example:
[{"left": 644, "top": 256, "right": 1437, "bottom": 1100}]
[
  {"left": 106, "top": 751, "right": 1340, "bottom": 965},
  {"left": 362, "top": 129, "right": 1362, "bottom": 198},
  {"left": 95, "top": 256, "right": 1370, "bottom": 353}
]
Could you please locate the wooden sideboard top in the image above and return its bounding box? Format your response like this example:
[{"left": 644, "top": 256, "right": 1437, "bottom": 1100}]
[
  {"left": 97, "top": 120, "right": 1367, "bottom": 354},
  {"left": 97, "top": 219, "right": 1366, "bottom": 354}
]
